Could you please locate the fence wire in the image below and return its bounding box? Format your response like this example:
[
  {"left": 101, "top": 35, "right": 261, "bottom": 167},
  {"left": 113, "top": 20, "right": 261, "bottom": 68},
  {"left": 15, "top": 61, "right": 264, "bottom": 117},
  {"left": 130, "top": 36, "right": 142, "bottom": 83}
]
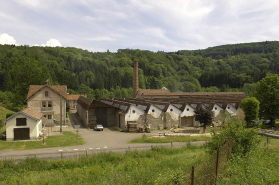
[{"left": 183, "top": 140, "right": 233, "bottom": 185}]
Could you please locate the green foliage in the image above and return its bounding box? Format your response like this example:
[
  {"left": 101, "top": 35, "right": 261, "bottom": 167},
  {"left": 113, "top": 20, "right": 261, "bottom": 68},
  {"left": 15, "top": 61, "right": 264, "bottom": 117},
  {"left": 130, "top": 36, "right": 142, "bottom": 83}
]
[
  {"left": 0, "top": 146, "right": 208, "bottom": 184},
  {"left": 208, "top": 119, "right": 260, "bottom": 156},
  {"left": 194, "top": 106, "right": 214, "bottom": 132},
  {"left": 0, "top": 131, "right": 85, "bottom": 151},
  {"left": 1, "top": 41, "right": 279, "bottom": 109},
  {"left": 130, "top": 135, "right": 212, "bottom": 143},
  {"left": 240, "top": 97, "right": 260, "bottom": 125},
  {"left": 255, "top": 74, "right": 279, "bottom": 125},
  {"left": 217, "top": 138, "right": 279, "bottom": 184}
]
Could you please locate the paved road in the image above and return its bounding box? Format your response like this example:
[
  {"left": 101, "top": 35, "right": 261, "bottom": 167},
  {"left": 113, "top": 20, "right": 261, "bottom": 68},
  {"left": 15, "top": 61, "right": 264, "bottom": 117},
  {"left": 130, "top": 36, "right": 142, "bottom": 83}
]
[{"left": 0, "top": 113, "right": 206, "bottom": 160}]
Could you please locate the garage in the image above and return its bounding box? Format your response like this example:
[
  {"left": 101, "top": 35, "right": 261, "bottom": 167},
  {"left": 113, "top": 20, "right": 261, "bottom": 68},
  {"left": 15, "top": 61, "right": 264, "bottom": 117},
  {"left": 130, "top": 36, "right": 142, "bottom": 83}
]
[{"left": 14, "top": 128, "right": 30, "bottom": 140}]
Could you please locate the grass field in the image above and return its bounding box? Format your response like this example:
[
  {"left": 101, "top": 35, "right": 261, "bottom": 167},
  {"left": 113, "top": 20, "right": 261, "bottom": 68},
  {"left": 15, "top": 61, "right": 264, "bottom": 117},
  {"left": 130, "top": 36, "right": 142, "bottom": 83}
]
[
  {"left": 217, "top": 136, "right": 279, "bottom": 184},
  {"left": 0, "top": 145, "right": 208, "bottom": 184},
  {"left": 129, "top": 134, "right": 212, "bottom": 143},
  {"left": 0, "top": 131, "right": 85, "bottom": 151}
]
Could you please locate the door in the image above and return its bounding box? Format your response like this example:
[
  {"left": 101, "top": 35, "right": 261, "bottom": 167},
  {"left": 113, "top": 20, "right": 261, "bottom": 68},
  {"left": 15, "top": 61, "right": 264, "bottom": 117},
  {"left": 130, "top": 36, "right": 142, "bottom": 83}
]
[
  {"left": 181, "top": 117, "right": 193, "bottom": 127},
  {"left": 14, "top": 128, "right": 30, "bottom": 140},
  {"left": 96, "top": 108, "right": 107, "bottom": 127}
]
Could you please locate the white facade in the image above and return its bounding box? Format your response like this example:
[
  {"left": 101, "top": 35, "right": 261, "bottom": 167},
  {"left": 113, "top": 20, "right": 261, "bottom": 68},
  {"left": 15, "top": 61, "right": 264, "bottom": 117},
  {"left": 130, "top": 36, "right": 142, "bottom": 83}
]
[
  {"left": 5, "top": 113, "right": 43, "bottom": 141},
  {"left": 181, "top": 104, "right": 195, "bottom": 117},
  {"left": 226, "top": 103, "right": 237, "bottom": 116},
  {"left": 147, "top": 105, "right": 162, "bottom": 118},
  {"left": 166, "top": 104, "right": 182, "bottom": 121},
  {"left": 212, "top": 104, "right": 223, "bottom": 117},
  {"left": 125, "top": 105, "right": 145, "bottom": 123}
]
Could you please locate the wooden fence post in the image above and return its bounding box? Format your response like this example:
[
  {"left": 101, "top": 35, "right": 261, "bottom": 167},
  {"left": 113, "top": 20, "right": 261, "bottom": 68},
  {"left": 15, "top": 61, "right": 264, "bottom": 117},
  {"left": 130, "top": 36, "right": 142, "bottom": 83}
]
[
  {"left": 267, "top": 136, "right": 269, "bottom": 148},
  {"left": 191, "top": 165, "right": 195, "bottom": 185},
  {"left": 215, "top": 147, "right": 219, "bottom": 180}
]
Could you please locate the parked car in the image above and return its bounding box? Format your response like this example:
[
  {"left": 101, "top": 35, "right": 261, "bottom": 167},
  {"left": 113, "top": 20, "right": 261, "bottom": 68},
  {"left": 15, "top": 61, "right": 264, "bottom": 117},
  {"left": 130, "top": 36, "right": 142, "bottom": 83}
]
[
  {"left": 262, "top": 120, "right": 275, "bottom": 125},
  {"left": 94, "top": 124, "right": 103, "bottom": 131}
]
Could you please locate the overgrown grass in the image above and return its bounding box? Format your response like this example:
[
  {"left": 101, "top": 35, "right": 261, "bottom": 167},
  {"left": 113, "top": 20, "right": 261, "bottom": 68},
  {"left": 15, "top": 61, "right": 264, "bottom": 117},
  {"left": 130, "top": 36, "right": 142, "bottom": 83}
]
[
  {"left": 0, "top": 131, "right": 85, "bottom": 151},
  {"left": 217, "top": 136, "right": 279, "bottom": 184},
  {"left": 129, "top": 134, "right": 211, "bottom": 143},
  {"left": 0, "top": 145, "right": 208, "bottom": 184}
]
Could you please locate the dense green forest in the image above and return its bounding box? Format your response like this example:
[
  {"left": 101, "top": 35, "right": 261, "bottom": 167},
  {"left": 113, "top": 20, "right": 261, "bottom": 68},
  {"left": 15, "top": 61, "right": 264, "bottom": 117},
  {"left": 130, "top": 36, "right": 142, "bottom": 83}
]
[{"left": 1, "top": 41, "right": 279, "bottom": 109}]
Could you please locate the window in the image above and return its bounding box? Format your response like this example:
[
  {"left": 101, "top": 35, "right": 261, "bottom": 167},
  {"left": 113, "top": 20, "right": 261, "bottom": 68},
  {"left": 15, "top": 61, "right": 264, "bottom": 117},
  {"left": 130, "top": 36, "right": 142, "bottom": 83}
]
[
  {"left": 132, "top": 110, "right": 135, "bottom": 113},
  {"left": 228, "top": 107, "right": 230, "bottom": 109},
  {"left": 42, "top": 101, "right": 47, "bottom": 107},
  {"left": 42, "top": 101, "right": 52, "bottom": 107},
  {"left": 44, "top": 115, "right": 46, "bottom": 118},
  {"left": 16, "top": 118, "right": 27, "bottom": 126},
  {"left": 45, "top": 91, "right": 49, "bottom": 97},
  {"left": 170, "top": 109, "right": 173, "bottom": 112},
  {"left": 48, "top": 115, "right": 52, "bottom": 119},
  {"left": 215, "top": 107, "right": 217, "bottom": 110},
  {"left": 152, "top": 109, "right": 155, "bottom": 112},
  {"left": 186, "top": 108, "right": 189, "bottom": 111}
]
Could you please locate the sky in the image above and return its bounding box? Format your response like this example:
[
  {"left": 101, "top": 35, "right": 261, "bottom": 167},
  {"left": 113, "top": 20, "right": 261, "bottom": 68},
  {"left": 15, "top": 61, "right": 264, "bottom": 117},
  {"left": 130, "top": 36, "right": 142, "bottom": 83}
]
[{"left": 1, "top": 0, "right": 279, "bottom": 52}]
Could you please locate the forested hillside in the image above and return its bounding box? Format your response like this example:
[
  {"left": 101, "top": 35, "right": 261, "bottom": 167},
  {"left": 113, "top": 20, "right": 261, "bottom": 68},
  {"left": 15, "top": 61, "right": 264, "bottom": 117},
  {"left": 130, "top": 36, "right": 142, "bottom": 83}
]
[{"left": 1, "top": 41, "right": 279, "bottom": 109}]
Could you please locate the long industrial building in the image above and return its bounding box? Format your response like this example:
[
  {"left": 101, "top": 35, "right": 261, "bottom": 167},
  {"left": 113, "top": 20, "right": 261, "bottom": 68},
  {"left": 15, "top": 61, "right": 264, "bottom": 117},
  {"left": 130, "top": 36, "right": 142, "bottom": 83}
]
[{"left": 77, "top": 61, "right": 247, "bottom": 130}]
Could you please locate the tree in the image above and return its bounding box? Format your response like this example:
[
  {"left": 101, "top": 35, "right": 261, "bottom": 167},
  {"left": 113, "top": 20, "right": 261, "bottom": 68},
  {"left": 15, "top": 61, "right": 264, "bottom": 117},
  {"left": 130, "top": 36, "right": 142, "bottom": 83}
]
[
  {"left": 194, "top": 106, "right": 214, "bottom": 133},
  {"left": 254, "top": 74, "right": 279, "bottom": 126},
  {"left": 240, "top": 97, "right": 260, "bottom": 127}
]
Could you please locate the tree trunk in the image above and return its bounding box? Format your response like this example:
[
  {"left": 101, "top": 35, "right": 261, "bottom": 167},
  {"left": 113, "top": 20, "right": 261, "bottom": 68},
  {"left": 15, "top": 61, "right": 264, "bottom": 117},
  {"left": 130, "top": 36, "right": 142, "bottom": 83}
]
[{"left": 203, "top": 124, "right": 206, "bottom": 133}]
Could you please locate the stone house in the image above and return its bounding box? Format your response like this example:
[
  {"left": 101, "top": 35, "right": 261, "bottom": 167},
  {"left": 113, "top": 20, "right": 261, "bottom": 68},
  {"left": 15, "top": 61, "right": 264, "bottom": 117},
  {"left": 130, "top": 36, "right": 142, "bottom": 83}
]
[{"left": 26, "top": 84, "right": 67, "bottom": 125}]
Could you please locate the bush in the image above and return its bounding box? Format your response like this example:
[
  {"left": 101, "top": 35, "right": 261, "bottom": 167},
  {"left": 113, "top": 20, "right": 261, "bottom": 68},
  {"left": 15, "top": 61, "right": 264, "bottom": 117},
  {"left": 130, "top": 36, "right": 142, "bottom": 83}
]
[{"left": 207, "top": 118, "right": 260, "bottom": 156}]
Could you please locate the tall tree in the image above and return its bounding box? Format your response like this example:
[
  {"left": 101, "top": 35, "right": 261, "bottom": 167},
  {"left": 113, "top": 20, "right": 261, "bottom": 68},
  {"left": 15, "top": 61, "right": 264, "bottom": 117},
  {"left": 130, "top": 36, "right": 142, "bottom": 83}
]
[
  {"left": 255, "top": 74, "right": 279, "bottom": 126},
  {"left": 240, "top": 97, "right": 260, "bottom": 127}
]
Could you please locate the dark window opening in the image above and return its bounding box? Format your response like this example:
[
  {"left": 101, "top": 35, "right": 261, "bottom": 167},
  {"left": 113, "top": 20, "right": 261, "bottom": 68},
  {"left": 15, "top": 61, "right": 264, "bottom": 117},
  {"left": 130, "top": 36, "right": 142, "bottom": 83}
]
[
  {"left": 186, "top": 108, "right": 189, "bottom": 111},
  {"left": 152, "top": 109, "right": 155, "bottom": 112},
  {"left": 45, "top": 91, "right": 49, "bottom": 97},
  {"left": 48, "top": 115, "right": 52, "bottom": 119},
  {"left": 228, "top": 107, "right": 230, "bottom": 109},
  {"left": 170, "top": 109, "right": 173, "bottom": 112},
  {"left": 132, "top": 110, "right": 135, "bottom": 114},
  {"left": 48, "top": 101, "right": 52, "bottom": 107},
  {"left": 16, "top": 118, "right": 27, "bottom": 126},
  {"left": 215, "top": 107, "right": 217, "bottom": 110},
  {"left": 42, "top": 101, "right": 46, "bottom": 107}
]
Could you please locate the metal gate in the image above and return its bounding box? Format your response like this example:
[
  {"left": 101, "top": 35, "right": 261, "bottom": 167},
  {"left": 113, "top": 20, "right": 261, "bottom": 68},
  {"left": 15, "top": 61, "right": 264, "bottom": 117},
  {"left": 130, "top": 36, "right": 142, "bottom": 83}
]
[{"left": 14, "top": 128, "right": 30, "bottom": 140}]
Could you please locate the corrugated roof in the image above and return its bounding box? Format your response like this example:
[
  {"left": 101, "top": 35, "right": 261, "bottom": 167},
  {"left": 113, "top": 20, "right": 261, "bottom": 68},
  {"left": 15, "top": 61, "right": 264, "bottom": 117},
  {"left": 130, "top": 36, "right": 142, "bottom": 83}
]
[{"left": 27, "top": 85, "right": 67, "bottom": 100}]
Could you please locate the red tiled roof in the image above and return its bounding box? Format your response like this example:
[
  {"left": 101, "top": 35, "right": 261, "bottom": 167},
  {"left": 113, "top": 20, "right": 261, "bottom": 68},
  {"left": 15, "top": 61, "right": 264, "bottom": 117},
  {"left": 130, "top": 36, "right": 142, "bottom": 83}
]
[
  {"left": 27, "top": 85, "right": 67, "bottom": 100},
  {"left": 67, "top": 94, "right": 87, "bottom": 101}
]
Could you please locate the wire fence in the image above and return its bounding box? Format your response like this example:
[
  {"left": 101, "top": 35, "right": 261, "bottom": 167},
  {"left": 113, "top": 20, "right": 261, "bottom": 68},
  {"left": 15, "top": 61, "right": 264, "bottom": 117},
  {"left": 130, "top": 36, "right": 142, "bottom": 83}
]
[{"left": 183, "top": 140, "right": 233, "bottom": 185}]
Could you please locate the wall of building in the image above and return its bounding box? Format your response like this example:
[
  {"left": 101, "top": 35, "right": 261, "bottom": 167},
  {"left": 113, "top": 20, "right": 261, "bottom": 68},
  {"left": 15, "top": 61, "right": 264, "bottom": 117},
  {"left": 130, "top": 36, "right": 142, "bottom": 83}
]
[
  {"left": 6, "top": 114, "right": 41, "bottom": 141},
  {"left": 226, "top": 103, "right": 237, "bottom": 116},
  {"left": 27, "top": 87, "right": 66, "bottom": 125},
  {"left": 77, "top": 103, "right": 87, "bottom": 126}
]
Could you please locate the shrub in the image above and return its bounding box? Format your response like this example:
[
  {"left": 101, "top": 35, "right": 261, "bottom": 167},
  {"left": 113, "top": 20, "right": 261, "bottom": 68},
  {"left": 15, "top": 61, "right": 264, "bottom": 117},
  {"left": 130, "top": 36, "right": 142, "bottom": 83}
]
[{"left": 207, "top": 118, "right": 260, "bottom": 156}]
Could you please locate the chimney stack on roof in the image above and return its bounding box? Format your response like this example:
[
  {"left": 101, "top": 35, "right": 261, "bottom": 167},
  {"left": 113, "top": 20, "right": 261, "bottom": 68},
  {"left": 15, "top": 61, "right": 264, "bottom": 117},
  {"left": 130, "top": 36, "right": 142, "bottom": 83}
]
[{"left": 133, "top": 61, "right": 139, "bottom": 98}]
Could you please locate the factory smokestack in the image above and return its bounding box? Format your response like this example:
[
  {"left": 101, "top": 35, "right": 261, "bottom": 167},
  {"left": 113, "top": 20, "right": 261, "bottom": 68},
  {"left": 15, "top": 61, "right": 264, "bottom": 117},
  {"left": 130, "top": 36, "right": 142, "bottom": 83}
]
[{"left": 133, "top": 61, "right": 139, "bottom": 98}]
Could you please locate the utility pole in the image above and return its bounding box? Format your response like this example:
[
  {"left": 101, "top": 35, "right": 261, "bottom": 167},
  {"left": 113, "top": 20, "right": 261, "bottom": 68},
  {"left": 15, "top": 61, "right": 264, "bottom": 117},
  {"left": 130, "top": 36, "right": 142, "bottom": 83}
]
[{"left": 60, "top": 95, "right": 62, "bottom": 134}]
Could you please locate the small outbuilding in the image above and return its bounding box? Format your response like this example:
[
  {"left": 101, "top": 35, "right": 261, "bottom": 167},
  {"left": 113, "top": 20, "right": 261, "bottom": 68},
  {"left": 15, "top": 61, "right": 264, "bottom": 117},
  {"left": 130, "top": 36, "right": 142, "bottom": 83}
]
[{"left": 3, "top": 107, "right": 45, "bottom": 141}]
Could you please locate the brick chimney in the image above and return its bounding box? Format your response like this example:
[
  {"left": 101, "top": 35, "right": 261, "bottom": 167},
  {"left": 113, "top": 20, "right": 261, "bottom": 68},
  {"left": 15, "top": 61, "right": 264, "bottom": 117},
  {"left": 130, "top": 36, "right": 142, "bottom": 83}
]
[{"left": 133, "top": 61, "right": 139, "bottom": 98}]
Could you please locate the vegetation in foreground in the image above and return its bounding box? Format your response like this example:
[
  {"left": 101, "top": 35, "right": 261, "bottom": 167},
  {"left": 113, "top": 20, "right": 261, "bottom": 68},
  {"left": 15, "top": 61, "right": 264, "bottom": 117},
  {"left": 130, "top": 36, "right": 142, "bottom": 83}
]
[
  {"left": 129, "top": 134, "right": 211, "bottom": 143},
  {"left": 0, "top": 131, "right": 85, "bottom": 151},
  {"left": 0, "top": 146, "right": 207, "bottom": 184},
  {"left": 217, "top": 137, "right": 279, "bottom": 184}
]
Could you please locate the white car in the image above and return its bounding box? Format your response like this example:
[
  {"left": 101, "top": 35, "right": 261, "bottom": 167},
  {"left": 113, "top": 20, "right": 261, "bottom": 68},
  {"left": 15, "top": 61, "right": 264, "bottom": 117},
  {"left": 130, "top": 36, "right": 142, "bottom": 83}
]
[{"left": 94, "top": 124, "right": 104, "bottom": 131}]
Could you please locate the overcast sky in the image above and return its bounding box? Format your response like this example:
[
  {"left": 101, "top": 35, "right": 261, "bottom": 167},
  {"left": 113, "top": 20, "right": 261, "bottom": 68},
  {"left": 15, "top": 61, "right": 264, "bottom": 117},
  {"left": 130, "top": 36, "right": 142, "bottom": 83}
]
[{"left": 1, "top": 0, "right": 279, "bottom": 52}]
